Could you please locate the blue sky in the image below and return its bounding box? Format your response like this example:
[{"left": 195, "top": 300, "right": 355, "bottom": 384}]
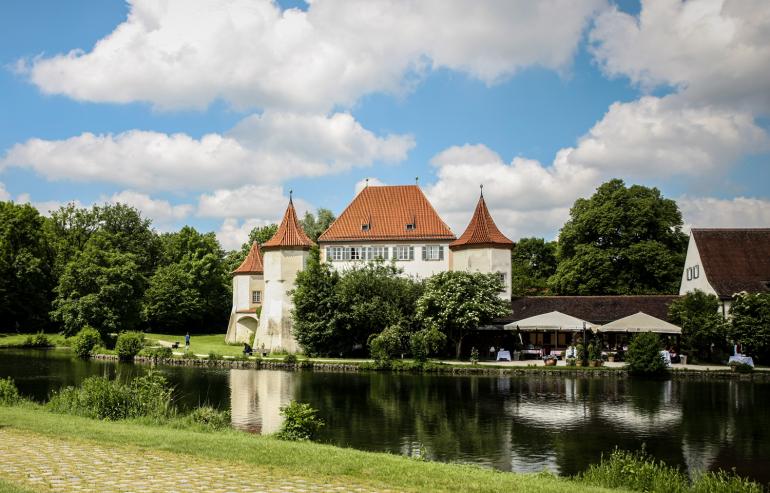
[{"left": 1, "top": 0, "right": 768, "bottom": 249}]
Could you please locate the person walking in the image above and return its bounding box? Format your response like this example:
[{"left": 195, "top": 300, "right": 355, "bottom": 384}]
[{"left": 185, "top": 332, "right": 190, "bottom": 352}]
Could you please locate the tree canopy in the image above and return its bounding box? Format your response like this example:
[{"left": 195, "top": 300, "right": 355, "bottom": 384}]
[
  {"left": 549, "top": 179, "right": 687, "bottom": 295},
  {"left": 730, "top": 293, "right": 770, "bottom": 363},
  {"left": 668, "top": 290, "right": 729, "bottom": 363},
  {"left": 510, "top": 237, "right": 557, "bottom": 295},
  {"left": 301, "top": 208, "right": 336, "bottom": 242}
]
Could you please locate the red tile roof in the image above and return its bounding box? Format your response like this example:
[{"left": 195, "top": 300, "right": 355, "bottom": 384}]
[
  {"left": 318, "top": 185, "right": 456, "bottom": 242},
  {"left": 233, "top": 241, "right": 264, "bottom": 275},
  {"left": 692, "top": 228, "right": 770, "bottom": 298},
  {"left": 262, "top": 197, "right": 315, "bottom": 250},
  {"left": 502, "top": 295, "right": 681, "bottom": 325},
  {"left": 450, "top": 193, "right": 514, "bottom": 250}
]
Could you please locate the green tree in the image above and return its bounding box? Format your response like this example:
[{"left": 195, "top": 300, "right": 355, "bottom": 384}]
[
  {"left": 510, "top": 237, "right": 557, "bottom": 295},
  {"left": 224, "top": 223, "right": 279, "bottom": 273},
  {"left": 730, "top": 292, "right": 770, "bottom": 363},
  {"left": 45, "top": 203, "right": 99, "bottom": 277},
  {"left": 668, "top": 290, "right": 729, "bottom": 362},
  {"left": 143, "top": 227, "right": 230, "bottom": 333},
  {"left": 301, "top": 208, "right": 336, "bottom": 242},
  {"left": 626, "top": 331, "right": 667, "bottom": 376},
  {"left": 0, "top": 202, "right": 56, "bottom": 331},
  {"left": 550, "top": 179, "right": 687, "bottom": 295},
  {"left": 51, "top": 233, "right": 146, "bottom": 338},
  {"left": 292, "top": 247, "right": 342, "bottom": 356},
  {"left": 416, "top": 271, "right": 510, "bottom": 359}
]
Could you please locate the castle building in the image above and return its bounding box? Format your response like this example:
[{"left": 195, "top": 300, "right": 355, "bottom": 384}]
[
  {"left": 253, "top": 196, "right": 315, "bottom": 353},
  {"left": 224, "top": 241, "right": 263, "bottom": 344},
  {"left": 679, "top": 228, "right": 770, "bottom": 316},
  {"left": 449, "top": 189, "right": 515, "bottom": 299}
]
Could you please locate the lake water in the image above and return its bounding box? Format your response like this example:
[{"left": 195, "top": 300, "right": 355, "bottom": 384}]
[{"left": 2, "top": 349, "right": 769, "bottom": 484}]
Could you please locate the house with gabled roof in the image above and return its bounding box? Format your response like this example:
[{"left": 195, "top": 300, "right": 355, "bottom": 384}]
[
  {"left": 225, "top": 241, "right": 264, "bottom": 343},
  {"left": 679, "top": 228, "right": 770, "bottom": 316}
]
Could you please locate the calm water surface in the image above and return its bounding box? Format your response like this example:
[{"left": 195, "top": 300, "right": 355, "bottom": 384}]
[{"left": 2, "top": 349, "right": 769, "bottom": 484}]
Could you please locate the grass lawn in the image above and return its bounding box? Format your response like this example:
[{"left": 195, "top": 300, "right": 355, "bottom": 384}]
[
  {"left": 0, "top": 479, "right": 36, "bottom": 493},
  {"left": 144, "top": 332, "right": 246, "bottom": 357},
  {"left": 0, "top": 404, "right": 619, "bottom": 493},
  {"left": 0, "top": 333, "right": 67, "bottom": 348}
]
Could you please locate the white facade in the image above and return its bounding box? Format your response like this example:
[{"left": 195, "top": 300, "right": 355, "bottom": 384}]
[
  {"left": 253, "top": 249, "right": 308, "bottom": 353},
  {"left": 320, "top": 241, "right": 451, "bottom": 278},
  {"left": 225, "top": 274, "right": 263, "bottom": 344},
  {"left": 678, "top": 232, "right": 731, "bottom": 317},
  {"left": 451, "top": 247, "right": 512, "bottom": 299}
]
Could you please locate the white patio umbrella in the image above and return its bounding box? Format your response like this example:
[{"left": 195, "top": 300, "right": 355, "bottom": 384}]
[
  {"left": 597, "top": 311, "right": 681, "bottom": 334},
  {"left": 503, "top": 311, "right": 593, "bottom": 331}
]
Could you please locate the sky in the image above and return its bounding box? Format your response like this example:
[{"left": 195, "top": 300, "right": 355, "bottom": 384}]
[{"left": 1, "top": 0, "right": 769, "bottom": 250}]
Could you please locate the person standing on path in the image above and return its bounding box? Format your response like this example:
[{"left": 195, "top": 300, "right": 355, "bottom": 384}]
[{"left": 185, "top": 332, "right": 190, "bottom": 352}]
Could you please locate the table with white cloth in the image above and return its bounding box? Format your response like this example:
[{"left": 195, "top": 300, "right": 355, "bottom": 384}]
[
  {"left": 729, "top": 355, "right": 755, "bottom": 367},
  {"left": 496, "top": 350, "right": 511, "bottom": 361},
  {"left": 660, "top": 350, "right": 672, "bottom": 367}
]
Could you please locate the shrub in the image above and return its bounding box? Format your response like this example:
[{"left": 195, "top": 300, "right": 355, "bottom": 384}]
[
  {"left": 140, "top": 346, "right": 173, "bottom": 360},
  {"left": 283, "top": 353, "right": 298, "bottom": 364},
  {"left": 23, "top": 332, "right": 52, "bottom": 348},
  {"left": 566, "top": 357, "right": 576, "bottom": 366},
  {"left": 183, "top": 406, "right": 231, "bottom": 430},
  {"left": 470, "top": 346, "right": 479, "bottom": 365},
  {"left": 48, "top": 372, "right": 172, "bottom": 420},
  {"left": 410, "top": 328, "right": 445, "bottom": 362},
  {"left": 115, "top": 331, "right": 145, "bottom": 361},
  {"left": 275, "top": 401, "right": 324, "bottom": 441},
  {"left": 588, "top": 342, "right": 600, "bottom": 361},
  {"left": 578, "top": 448, "right": 762, "bottom": 493},
  {"left": 207, "top": 351, "right": 221, "bottom": 360},
  {"left": 71, "top": 326, "right": 101, "bottom": 359},
  {"left": 576, "top": 343, "right": 586, "bottom": 362},
  {"left": 729, "top": 362, "right": 754, "bottom": 374},
  {"left": 181, "top": 351, "right": 198, "bottom": 360},
  {"left": 0, "top": 377, "right": 21, "bottom": 405},
  {"left": 369, "top": 323, "right": 409, "bottom": 362},
  {"left": 626, "top": 332, "right": 667, "bottom": 376}
]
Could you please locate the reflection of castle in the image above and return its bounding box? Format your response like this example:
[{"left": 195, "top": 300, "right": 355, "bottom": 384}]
[
  {"left": 228, "top": 369, "right": 295, "bottom": 434},
  {"left": 228, "top": 185, "right": 514, "bottom": 352}
]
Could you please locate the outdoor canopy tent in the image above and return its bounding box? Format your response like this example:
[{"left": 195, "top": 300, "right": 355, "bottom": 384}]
[
  {"left": 503, "top": 311, "right": 594, "bottom": 331},
  {"left": 597, "top": 311, "right": 681, "bottom": 334}
]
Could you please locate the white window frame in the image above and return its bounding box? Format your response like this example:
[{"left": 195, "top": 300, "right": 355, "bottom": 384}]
[
  {"left": 330, "top": 247, "right": 344, "bottom": 261},
  {"left": 395, "top": 245, "right": 413, "bottom": 261},
  {"left": 350, "top": 246, "right": 363, "bottom": 261},
  {"left": 252, "top": 290, "right": 262, "bottom": 304},
  {"left": 425, "top": 245, "right": 440, "bottom": 261}
]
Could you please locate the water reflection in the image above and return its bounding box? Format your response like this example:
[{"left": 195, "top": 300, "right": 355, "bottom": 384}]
[{"left": 1, "top": 349, "right": 769, "bottom": 485}]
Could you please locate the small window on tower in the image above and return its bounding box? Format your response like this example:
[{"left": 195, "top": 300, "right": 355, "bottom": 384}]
[{"left": 252, "top": 290, "right": 262, "bottom": 304}]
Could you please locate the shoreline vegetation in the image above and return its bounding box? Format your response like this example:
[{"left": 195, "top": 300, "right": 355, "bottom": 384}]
[
  {"left": 1, "top": 332, "right": 767, "bottom": 380},
  {"left": 0, "top": 374, "right": 763, "bottom": 493}
]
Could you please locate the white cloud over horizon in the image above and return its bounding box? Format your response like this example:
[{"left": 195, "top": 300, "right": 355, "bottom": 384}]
[{"left": 23, "top": 0, "right": 604, "bottom": 112}]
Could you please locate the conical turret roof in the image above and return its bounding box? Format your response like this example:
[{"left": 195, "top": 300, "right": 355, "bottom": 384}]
[
  {"left": 233, "top": 241, "right": 264, "bottom": 275},
  {"left": 450, "top": 191, "right": 514, "bottom": 250},
  {"left": 262, "top": 196, "right": 315, "bottom": 250}
]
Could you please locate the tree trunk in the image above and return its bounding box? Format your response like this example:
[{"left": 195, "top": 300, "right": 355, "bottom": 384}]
[{"left": 455, "top": 336, "right": 464, "bottom": 360}]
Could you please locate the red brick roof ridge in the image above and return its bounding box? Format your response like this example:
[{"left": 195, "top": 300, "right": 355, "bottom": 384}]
[
  {"left": 262, "top": 198, "right": 315, "bottom": 249},
  {"left": 450, "top": 194, "right": 514, "bottom": 250},
  {"left": 233, "top": 241, "right": 264, "bottom": 275},
  {"left": 318, "top": 185, "right": 456, "bottom": 242}
]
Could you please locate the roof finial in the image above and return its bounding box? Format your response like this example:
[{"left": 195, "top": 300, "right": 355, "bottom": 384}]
[
  {"left": 365, "top": 178, "right": 369, "bottom": 188},
  {"left": 415, "top": 176, "right": 419, "bottom": 185},
  {"left": 289, "top": 189, "right": 293, "bottom": 204},
  {"left": 480, "top": 184, "right": 484, "bottom": 197}
]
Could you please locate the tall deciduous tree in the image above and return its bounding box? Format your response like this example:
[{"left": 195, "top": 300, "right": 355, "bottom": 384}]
[
  {"left": 301, "top": 208, "right": 336, "bottom": 242},
  {"left": 143, "top": 227, "right": 230, "bottom": 333},
  {"left": 730, "top": 292, "right": 770, "bottom": 363},
  {"left": 510, "top": 237, "right": 557, "bottom": 295},
  {"left": 668, "top": 290, "right": 729, "bottom": 362},
  {"left": 0, "top": 202, "right": 56, "bottom": 330},
  {"left": 550, "top": 179, "right": 687, "bottom": 295},
  {"left": 292, "top": 247, "right": 341, "bottom": 356},
  {"left": 416, "top": 271, "right": 509, "bottom": 359}
]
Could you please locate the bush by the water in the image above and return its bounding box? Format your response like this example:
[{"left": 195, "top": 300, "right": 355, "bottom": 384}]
[
  {"left": 48, "top": 372, "right": 172, "bottom": 420},
  {"left": 181, "top": 406, "right": 231, "bottom": 430},
  {"left": 578, "top": 448, "right": 761, "bottom": 493},
  {"left": 23, "top": 332, "right": 52, "bottom": 348},
  {"left": 115, "top": 331, "right": 145, "bottom": 361},
  {"left": 729, "top": 362, "right": 754, "bottom": 374},
  {"left": 0, "top": 377, "right": 21, "bottom": 405},
  {"left": 626, "top": 332, "right": 667, "bottom": 375},
  {"left": 71, "top": 326, "right": 101, "bottom": 359},
  {"left": 139, "top": 346, "right": 173, "bottom": 360},
  {"left": 283, "top": 353, "right": 298, "bottom": 364},
  {"left": 275, "top": 401, "right": 324, "bottom": 441}
]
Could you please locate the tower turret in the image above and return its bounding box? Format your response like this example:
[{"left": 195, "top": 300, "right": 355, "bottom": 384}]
[{"left": 225, "top": 241, "right": 264, "bottom": 343}]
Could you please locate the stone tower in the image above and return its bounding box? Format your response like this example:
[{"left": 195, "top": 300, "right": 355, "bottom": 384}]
[
  {"left": 449, "top": 187, "right": 515, "bottom": 299},
  {"left": 225, "top": 241, "right": 264, "bottom": 344},
  {"left": 253, "top": 195, "right": 315, "bottom": 353}
]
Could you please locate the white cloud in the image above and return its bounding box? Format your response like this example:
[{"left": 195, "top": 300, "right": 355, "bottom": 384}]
[
  {"left": 425, "top": 144, "right": 599, "bottom": 240},
  {"left": 104, "top": 190, "right": 193, "bottom": 227},
  {"left": 1, "top": 112, "right": 413, "bottom": 191},
  {"left": 354, "top": 177, "right": 386, "bottom": 194},
  {"left": 679, "top": 196, "right": 770, "bottom": 230},
  {"left": 215, "top": 218, "right": 272, "bottom": 251},
  {"left": 24, "top": 0, "right": 604, "bottom": 111},
  {"left": 0, "top": 182, "right": 9, "bottom": 201},
  {"left": 197, "top": 185, "right": 311, "bottom": 219},
  {"left": 558, "top": 95, "right": 769, "bottom": 177},
  {"left": 590, "top": 0, "right": 770, "bottom": 113}
]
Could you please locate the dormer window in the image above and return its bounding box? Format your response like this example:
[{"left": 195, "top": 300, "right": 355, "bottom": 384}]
[
  {"left": 405, "top": 223, "right": 416, "bottom": 231},
  {"left": 361, "top": 223, "right": 370, "bottom": 231}
]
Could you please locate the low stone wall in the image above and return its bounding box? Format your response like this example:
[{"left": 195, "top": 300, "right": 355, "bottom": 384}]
[{"left": 89, "top": 353, "right": 770, "bottom": 381}]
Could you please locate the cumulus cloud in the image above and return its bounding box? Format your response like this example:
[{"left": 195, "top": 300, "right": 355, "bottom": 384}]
[
  {"left": 215, "top": 218, "right": 274, "bottom": 251},
  {"left": 679, "top": 196, "right": 770, "bottom": 230},
  {"left": 197, "top": 184, "right": 311, "bottom": 219},
  {"left": 354, "top": 177, "right": 386, "bottom": 194},
  {"left": 1, "top": 112, "right": 413, "bottom": 191},
  {"left": 558, "top": 95, "right": 769, "bottom": 177},
  {"left": 24, "top": 0, "right": 604, "bottom": 111},
  {"left": 106, "top": 190, "right": 193, "bottom": 226},
  {"left": 0, "top": 182, "right": 9, "bottom": 201},
  {"left": 590, "top": 0, "right": 770, "bottom": 113}
]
